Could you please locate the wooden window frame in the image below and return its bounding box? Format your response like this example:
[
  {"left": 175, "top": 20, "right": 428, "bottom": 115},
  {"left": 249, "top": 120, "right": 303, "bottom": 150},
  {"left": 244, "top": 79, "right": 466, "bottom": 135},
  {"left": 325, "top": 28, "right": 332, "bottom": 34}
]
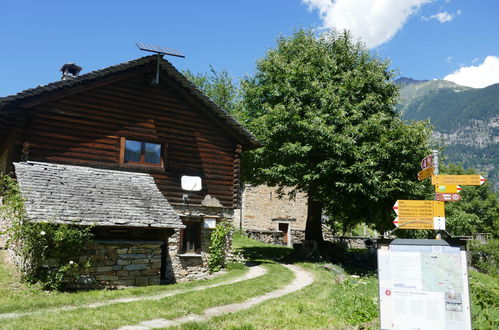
[{"left": 119, "top": 137, "right": 167, "bottom": 170}]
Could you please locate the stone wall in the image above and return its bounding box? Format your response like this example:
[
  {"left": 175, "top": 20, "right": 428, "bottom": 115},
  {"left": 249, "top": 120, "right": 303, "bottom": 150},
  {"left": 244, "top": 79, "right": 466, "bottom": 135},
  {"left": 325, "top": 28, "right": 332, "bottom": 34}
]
[
  {"left": 235, "top": 185, "right": 307, "bottom": 232},
  {"left": 245, "top": 229, "right": 285, "bottom": 245},
  {"left": 167, "top": 228, "right": 214, "bottom": 282},
  {"left": 67, "top": 240, "right": 164, "bottom": 289}
]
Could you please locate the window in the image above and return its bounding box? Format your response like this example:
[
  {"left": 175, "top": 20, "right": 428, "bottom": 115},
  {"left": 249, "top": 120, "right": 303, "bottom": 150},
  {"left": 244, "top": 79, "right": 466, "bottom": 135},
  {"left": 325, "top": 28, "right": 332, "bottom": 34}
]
[
  {"left": 180, "top": 220, "right": 201, "bottom": 254},
  {"left": 120, "top": 137, "right": 166, "bottom": 168}
]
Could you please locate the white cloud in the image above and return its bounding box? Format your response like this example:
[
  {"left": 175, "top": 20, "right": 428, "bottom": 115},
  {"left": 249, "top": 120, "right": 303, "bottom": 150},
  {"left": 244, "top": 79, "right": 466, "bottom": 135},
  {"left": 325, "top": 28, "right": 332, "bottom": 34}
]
[
  {"left": 302, "top": 0, "right": 434, "bottom": 49},
  {"left": 446, "top": 56, "right": 453, "bottom": 63},
  {"left": 430, "top": 11, "right": 453, "bottom": 22},
  {"left": 444, "top": 56, "right": 499, "bottom": 88}
]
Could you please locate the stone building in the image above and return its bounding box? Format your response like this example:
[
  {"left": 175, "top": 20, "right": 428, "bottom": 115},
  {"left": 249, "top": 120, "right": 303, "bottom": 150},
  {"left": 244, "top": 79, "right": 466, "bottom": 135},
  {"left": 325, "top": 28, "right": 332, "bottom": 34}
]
[
  {"left": 0, "top": 55, "right": 258, "bottom": 288},
  {"left": 235, "top": 185, "right": 308, "bottom": 246}
]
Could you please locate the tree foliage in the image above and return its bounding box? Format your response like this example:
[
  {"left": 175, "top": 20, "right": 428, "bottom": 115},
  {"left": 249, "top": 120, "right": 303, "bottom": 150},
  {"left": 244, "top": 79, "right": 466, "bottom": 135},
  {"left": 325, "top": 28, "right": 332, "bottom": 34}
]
[
  {"left": 440, "top": 164, "right": 498, "bottom": 237},
  {"left": 239, "top": 29, "right": 433, "bottom": 235},
  {"left": 183, "top": 66, "right": 242, "bottom": 116}
]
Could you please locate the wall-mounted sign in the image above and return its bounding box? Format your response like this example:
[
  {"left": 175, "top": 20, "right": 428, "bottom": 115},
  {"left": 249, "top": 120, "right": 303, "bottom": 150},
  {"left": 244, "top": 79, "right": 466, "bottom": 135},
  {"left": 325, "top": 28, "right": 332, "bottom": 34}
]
[
  {"left": 203, "top": 218, "right": 217, "bottom": 229},
  {"left": 181, "top": 175, "right": 202, "bottom": 191}
]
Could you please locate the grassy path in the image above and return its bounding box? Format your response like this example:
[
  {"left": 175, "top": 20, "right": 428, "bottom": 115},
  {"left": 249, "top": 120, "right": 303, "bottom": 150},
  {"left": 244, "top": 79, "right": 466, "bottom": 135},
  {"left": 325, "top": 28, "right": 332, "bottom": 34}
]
[
  {"left": 0, "top": 250, "right": 248, "bottom": 314},
  {"left": 117, "top": 264, "right": 314, "bottom": 329},
  {"left": 0, "top": 264, "right": 267, "bottom": 321},
  {"left": 0, "top": 262, "right": 294, "bottom": 330}
]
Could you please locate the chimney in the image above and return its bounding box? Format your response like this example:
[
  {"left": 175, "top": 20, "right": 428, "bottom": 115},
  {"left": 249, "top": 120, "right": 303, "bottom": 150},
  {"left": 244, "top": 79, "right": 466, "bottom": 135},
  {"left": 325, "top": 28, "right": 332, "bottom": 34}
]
[{"left": 60, "top": 63, "right": 82, "bottom": 80}]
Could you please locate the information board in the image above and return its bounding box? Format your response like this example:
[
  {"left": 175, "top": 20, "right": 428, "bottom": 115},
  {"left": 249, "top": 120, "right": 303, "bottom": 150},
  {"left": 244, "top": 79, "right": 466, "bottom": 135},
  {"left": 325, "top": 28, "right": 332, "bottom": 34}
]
[{"left": 377, "top": 239, "right": 471, "bottom": 330}]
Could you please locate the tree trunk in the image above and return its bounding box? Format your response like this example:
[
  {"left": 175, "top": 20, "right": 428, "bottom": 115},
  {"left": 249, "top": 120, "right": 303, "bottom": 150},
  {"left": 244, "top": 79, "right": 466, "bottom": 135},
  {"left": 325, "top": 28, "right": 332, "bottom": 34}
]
[{"left": 305, "top": 196, "right": 323, "bottom": 241}]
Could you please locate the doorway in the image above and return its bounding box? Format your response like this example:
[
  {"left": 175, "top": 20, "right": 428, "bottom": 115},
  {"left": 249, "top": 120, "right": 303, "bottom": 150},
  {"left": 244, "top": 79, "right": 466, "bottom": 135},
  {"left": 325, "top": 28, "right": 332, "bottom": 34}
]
[{"left": 278, "top": 223, "right": 289, "bottom": 245}]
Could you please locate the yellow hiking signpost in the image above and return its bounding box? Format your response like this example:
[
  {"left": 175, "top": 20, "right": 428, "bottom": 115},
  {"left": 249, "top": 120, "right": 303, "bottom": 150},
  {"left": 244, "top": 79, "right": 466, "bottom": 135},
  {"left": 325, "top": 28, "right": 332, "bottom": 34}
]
[
  {"left": 392, "top": 200, "right": 445, "bottom": 230},
  {"left": 417, "top": 166, "right": 434, "bottom": 181},
  {"left": 432, "top": 175, "right": 486, "bottom": 186},
  {"left": 391, "top": 151, "right": 488, "bottom": 232},
  {"left": 435, "top": 184, "right": 461, "bottom": 194}
]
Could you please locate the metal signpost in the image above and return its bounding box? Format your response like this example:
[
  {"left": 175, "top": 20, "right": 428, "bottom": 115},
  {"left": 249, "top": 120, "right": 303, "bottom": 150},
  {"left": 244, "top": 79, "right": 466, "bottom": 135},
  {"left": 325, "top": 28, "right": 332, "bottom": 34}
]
[{"left": 377, "top": 150, "right": 487, "bottom": 329}]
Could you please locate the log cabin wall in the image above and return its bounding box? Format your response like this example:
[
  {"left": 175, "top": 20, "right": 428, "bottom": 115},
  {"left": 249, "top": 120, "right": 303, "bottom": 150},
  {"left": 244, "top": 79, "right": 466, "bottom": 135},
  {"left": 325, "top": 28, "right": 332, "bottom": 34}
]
[{"left": 20, "top": 64, "right": 239, "bottom": 208}]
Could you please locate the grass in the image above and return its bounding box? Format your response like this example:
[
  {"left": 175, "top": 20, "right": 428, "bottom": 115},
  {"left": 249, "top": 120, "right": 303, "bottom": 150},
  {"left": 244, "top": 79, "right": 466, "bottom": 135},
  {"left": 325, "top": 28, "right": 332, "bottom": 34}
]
[
  {"left": 0, "top": 250, "right": 249, "bottom": 314},
  {"left": 1, "top": 234, "right": 497, "bottom": 329},
  {"left": 0, "top": 244, "right": 295, "bottom": 330},
  {"left": 177, "top": 262, "right": 378, "bottom": 329},
  {"left": 468, "top": 270, "right": 499, "bottom": 329}
]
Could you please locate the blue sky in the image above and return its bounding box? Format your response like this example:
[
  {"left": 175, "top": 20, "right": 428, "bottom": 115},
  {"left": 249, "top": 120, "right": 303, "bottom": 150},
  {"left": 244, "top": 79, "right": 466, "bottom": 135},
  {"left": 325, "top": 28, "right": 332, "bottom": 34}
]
[{"left": 1, "top": 0, "right": 498, "bottom": 97}]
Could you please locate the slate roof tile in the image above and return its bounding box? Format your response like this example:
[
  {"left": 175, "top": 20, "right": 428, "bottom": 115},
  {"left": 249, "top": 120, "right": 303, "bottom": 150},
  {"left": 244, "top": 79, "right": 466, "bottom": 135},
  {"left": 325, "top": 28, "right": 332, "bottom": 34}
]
[{"left": 14, "top": 162, "right": 184, "bottom": 228}]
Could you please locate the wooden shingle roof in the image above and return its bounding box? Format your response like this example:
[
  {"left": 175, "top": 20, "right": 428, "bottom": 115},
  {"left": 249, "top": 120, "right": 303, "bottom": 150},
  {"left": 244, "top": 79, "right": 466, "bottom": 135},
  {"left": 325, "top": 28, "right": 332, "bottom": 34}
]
[{"left": 14, "top": 162, "right": 184, "bottom": 228}]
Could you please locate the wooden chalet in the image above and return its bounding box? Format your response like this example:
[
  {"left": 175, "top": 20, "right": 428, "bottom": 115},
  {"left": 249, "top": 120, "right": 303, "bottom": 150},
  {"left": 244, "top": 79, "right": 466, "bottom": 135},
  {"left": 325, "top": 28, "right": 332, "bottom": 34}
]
[{"left": 0, "top": 55, "right": 259, "bottom": 287}]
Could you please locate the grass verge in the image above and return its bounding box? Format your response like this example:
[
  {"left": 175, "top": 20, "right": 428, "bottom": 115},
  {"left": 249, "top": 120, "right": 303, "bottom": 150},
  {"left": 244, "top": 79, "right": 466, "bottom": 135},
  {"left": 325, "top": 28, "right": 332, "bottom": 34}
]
[
  {"left": 0, "top": 260, "right": 294, "bottom": 329},
  {"left": 0, "top": 250, "right": 247, "bottom": 314}
]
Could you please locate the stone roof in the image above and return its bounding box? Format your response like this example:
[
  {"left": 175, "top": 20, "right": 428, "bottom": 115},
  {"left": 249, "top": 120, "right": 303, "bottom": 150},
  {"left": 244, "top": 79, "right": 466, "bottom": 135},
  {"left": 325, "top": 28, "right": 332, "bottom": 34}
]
[
  {"left": 0, "top": 56, "right": 260, "bottom": 149},
  {"left": 13, "top": 162, "right": 183, "bottom": 228}
]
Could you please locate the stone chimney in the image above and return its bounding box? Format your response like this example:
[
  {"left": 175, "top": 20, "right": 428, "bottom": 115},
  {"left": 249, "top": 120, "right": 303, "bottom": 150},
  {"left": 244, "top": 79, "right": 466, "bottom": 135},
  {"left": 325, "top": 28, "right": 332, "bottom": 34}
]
[{"left": 60, "top": 63, "right": 82, "bottom": 80}]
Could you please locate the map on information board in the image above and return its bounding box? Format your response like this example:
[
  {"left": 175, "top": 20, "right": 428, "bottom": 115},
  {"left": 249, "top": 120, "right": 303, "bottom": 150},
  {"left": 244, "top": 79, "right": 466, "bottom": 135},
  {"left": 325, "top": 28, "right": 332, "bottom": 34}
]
[{"left": 377, "top": 239, "right": 472, "bottom": 330}]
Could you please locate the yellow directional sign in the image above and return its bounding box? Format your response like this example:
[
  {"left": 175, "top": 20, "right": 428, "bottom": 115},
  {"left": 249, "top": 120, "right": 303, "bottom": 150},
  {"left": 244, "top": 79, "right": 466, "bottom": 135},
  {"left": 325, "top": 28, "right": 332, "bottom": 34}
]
[
  {"left": 435, "top": 185, "right": 461, "bottom": 194},
  {"left": 393, "top": 200, "right": 445, "bottom": 230},
  {"left": 432, "top": 175, "right": 486, "bottom": 186},
  {"left": 418, "top": 166, "right": 434, "bottom": 181}
]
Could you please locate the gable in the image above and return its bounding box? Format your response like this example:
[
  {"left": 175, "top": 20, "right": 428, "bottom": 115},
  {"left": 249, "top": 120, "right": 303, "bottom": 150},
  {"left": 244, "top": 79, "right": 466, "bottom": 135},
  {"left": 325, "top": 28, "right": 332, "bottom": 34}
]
[{"left": 0, "top": 56, "right": 259, "bottom": 150}]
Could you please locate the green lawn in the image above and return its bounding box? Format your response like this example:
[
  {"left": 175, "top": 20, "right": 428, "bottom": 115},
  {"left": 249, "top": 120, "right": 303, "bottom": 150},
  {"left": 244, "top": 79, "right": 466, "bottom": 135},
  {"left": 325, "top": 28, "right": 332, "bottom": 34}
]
[
  {"left": 0, "top": 234, "right": 497, "bottom": 329},
  {"left": 0, "top": 250, "right": 248, "bottom": 314}
]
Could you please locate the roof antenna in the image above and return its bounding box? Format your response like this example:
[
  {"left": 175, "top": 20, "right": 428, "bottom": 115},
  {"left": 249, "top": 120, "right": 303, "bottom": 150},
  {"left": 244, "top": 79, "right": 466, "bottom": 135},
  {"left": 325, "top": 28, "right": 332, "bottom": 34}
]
[{"left": 136, "top": 42, "right": 185, "bottom": 86}]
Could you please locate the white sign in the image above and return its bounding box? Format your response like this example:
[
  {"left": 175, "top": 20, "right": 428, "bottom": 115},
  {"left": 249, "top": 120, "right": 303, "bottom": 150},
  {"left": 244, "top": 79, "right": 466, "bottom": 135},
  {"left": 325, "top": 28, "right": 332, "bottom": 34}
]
[
  {"left": 203, "top": 218, "right": 217, "bottom": 229},
  {"left": 181, "top": 175, "right": 202, "bottom": 191},
  {"left": 377, "top": 240, "right": 471, "bottom": 330}
]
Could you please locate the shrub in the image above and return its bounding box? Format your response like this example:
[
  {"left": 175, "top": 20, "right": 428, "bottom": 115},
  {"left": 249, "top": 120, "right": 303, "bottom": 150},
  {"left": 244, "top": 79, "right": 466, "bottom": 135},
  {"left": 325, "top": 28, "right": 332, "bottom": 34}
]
[
  {"left": 1, "top": 174, "right": 93, "bottom": 290},
  {"left": 207, "top": 220, "right": 232, "bottom": 272},
  {"left": 469, "top": 239, "right": 499, "bottom": 275}
]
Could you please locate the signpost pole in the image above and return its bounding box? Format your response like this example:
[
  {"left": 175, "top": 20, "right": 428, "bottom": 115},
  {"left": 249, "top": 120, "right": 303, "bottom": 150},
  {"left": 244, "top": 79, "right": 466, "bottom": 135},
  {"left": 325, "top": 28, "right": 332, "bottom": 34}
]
[{"left": 432, "top": 150, "right": 442, "bottom": 240}]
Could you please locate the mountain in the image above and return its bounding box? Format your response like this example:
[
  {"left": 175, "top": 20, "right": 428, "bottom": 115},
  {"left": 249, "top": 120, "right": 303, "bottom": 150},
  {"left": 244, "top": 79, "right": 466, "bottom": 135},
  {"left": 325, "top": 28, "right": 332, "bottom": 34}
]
[{"left": 396, "top": 78, "right": 499, "bottom": 190}]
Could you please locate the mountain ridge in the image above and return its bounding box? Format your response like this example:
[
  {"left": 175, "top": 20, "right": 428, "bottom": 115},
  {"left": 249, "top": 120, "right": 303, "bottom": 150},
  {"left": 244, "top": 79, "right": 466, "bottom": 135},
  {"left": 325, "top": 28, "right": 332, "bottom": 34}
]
[{"left": 395, "top": 78, "right": 498, "bottom": 189}]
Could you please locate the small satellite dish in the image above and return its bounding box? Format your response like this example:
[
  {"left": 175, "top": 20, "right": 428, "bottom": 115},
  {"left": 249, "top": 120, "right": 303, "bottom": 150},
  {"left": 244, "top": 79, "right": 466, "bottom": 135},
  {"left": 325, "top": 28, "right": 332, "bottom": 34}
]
[{"left": 181, "top": 175, "right": 202, "bottom": 191}]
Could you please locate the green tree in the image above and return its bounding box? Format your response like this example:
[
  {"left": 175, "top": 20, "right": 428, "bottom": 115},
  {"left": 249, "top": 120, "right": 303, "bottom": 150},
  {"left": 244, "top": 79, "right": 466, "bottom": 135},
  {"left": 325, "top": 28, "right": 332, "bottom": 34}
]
[
  {"left": 441, "top": 164, "right": 498, "bottom": 236},
  {"left": 183, "top": 66, "right": 242, "bottom": 115},
  {"left": 240, "top": 29, "right": 432, "bottom": 239}
]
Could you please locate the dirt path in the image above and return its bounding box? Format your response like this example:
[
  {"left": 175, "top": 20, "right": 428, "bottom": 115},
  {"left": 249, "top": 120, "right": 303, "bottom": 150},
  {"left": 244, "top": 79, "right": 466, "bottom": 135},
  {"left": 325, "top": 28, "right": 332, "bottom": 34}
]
[
  {"left": 0, "top": 264, "right": 267, "bottom": 320},
  {"left": 118, "top": 264, "right": 314, "bottom": 330}
]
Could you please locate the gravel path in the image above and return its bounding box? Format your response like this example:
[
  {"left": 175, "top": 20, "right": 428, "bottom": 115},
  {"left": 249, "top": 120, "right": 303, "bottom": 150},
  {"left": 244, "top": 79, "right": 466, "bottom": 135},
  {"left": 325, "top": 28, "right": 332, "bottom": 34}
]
[
  {"left": 118, "top": 264, "right": 314, "bottom": 330},
  {"left": 0, "top": 264, "right": 267, "bottom": 320}
]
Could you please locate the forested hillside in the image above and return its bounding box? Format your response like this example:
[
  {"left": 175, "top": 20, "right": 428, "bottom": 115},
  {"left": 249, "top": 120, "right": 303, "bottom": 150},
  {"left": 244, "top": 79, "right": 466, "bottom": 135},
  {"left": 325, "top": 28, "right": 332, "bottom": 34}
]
[{"left": 396, "top": 78, "right": 499, "bottom": 189}]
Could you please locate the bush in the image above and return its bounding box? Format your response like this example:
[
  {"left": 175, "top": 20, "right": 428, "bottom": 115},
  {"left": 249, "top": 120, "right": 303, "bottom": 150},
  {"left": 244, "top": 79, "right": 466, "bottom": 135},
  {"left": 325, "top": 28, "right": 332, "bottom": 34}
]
[
  {"left": 207, "top": 220, "right": 232, "bottom": 272},
  {"left": 469, "top": 239, "right": 499, "bottom": 275},
  {"left": 1, "top": 174, "right": 93, "bottom": 290}
]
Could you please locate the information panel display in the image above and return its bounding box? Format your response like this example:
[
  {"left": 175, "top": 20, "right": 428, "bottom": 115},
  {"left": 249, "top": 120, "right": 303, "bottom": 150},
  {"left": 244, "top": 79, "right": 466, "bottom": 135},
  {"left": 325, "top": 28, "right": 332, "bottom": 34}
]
[{"left": 377, "top": 239, "right": 471, "bottom": 330}]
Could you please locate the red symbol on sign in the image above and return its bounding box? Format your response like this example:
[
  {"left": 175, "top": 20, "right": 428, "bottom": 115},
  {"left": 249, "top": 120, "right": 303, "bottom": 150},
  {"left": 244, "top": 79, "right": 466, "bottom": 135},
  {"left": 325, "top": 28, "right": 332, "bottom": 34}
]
[{"left": 385, "top": 289, "right": 392, "bottom": 296}]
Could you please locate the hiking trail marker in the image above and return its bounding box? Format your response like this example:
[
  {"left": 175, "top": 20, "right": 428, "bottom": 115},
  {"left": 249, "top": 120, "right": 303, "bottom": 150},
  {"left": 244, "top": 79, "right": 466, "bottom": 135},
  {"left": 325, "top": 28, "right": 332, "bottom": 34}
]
[
  {"left": 418, "top": 166, "right": 434, "bottom": 181},
  {"left": 432, "top": 175, "right": 486, "bottom": 186},
  {"left": 393, "top": 200, "right": 445, "bottom": 230},
  {"left": 435, "top": 184, "right": 462, "bottom": 194}
]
